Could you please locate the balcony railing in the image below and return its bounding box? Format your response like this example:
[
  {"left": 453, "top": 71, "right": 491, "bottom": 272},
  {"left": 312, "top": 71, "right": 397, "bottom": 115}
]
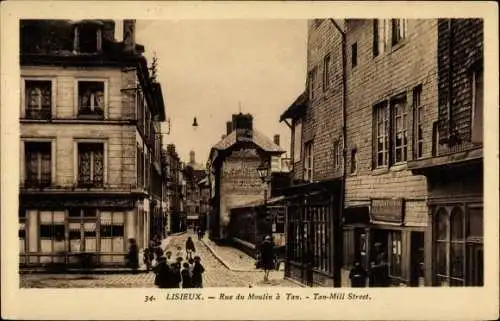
[
  {"left": 25, "top": 107, "right": 51, "bottom": 120},
  {"left": 77, "top": 179, "right": 104, "bottom": 188}
]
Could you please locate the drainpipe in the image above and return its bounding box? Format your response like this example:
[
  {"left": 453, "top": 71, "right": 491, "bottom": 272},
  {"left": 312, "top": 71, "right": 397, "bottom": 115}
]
[{"left": 329, "top": 18, "right": 347, "bottom": 288}]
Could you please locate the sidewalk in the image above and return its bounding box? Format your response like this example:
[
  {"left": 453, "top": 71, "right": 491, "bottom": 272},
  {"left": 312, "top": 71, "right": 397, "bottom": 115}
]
[{"left": 200, "top": 237, "right": 284, "bottom": 273}]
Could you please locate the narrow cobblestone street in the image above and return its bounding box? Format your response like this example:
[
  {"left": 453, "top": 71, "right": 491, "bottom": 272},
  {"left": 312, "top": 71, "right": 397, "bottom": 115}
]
[{"left": 20, "top": 232, "right": 298, "bottom": 288}]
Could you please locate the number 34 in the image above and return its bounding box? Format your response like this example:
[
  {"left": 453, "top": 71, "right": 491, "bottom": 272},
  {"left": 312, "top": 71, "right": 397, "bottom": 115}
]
[{"left": 144, "top": 296, "right": 156, "bottom": 302}]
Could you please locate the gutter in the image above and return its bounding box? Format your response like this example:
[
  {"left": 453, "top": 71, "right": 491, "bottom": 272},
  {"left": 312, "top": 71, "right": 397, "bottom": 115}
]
[{"left": 329, "top": 18, "right": 347, "bottom": 288}]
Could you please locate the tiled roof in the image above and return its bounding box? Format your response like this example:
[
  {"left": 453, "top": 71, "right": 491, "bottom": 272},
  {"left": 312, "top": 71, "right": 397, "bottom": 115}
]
[
  {"left": 279, "top": 91, "right": 308, "bottom": 122},
  {"left": 211, "top": 130, "right": 285, "bottom": 154}
]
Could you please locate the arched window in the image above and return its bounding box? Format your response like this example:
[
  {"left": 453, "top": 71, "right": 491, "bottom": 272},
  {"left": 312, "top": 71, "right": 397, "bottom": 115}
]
[
  {"left": 435, "top": 208, "right": 449, "bottom": 283},
  {"left": 450, "top": 207, "right": 465, "bottom": 283}
]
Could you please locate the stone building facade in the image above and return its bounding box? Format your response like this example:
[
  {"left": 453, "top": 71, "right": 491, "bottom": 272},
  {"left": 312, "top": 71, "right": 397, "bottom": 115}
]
[
  {"left": 19, "top": 20, "right": 167, "bottom": 268},
  {"left": 280, "top": 19, "right": 445, "bottom": 287},
  {"left": 408, "top": 19, "right": 484, "bottom": 286},
  {"left": 182, "top": 151, "right": 207, "bottom": 230},
  {"left": 207, "top": 113, "right": 284, "bottom": 241},
  {"left": 342, "top": 19, "right": 439, "bottom": 286}
]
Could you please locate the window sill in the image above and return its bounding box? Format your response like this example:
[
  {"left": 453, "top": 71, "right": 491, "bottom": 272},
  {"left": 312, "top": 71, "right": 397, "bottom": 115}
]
[
  {"left": 390, "top": 163, "right": 408, "bottom": 172},
  {"left": 372, "top": 167, "right": 389, "bottom": 176},
  {"left": 389, "top": 40, "right": 407, "bottom": 54}
]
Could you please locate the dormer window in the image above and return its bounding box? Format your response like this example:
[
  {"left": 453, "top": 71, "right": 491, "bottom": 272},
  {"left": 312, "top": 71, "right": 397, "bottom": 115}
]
[{"left": 73, "top": 21, "right": 103, "bottom": 53}]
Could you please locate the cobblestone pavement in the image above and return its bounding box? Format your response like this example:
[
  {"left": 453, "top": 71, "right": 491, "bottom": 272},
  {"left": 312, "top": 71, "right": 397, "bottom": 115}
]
[{"left": 20, "top": 232, "right": 298, "bottom": 288}]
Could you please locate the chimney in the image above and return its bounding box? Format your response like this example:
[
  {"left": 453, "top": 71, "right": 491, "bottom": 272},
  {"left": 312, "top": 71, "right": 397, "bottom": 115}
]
[
  {"left": 123, "top": 20, "right": 136, "bottom": 52},
  {"left": 189, "top": 151, "right": 195, "bottom": 164},
  {"left": 273, "top": 134, "right": 280, "bottom": 146},
  {"left": 102, "top": 20, "right": 115, "bottom": 42},
  {"left": 226, "top": 121, "right": 232, "bottom": 135}
]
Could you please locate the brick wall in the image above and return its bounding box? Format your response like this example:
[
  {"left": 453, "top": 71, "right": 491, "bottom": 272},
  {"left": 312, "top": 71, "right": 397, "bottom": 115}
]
[
  {"left": 437, "top": 19, "right": 483, "bottom": 143},
  {"left": 20, "top": 65, "right": 138, "bottom": 188},
  {"left": 344, "top": 19, "right": 440, "bottom": 225}
]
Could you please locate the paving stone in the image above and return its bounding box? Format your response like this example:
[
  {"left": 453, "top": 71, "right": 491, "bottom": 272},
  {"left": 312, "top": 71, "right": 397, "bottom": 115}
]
[{"left": 20, "top": 232, "right": 298, "bottom": 288}]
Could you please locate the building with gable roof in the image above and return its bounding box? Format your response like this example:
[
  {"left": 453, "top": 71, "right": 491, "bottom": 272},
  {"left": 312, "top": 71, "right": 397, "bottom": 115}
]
[{"left": 207, "top": 113, "right": 285, "bottom": 240}]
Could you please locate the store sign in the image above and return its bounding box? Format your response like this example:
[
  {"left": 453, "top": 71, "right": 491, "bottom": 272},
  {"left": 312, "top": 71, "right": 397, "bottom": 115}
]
[{"left": 370, "top": 198, "right": 404, "bottom": 224}]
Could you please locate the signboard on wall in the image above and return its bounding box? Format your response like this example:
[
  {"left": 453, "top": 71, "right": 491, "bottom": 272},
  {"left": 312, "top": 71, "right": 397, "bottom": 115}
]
[{"left": 370, "top": 198, "right": 404, "bottom": 224}]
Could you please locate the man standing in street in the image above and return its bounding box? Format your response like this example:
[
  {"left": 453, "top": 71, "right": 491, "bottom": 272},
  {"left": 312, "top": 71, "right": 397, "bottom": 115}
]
[{"left": 259, "top": 235, "right": 274, "bottom": 283}]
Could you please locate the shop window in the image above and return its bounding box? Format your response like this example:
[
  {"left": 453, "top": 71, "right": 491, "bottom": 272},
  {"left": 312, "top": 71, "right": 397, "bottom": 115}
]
[
  {"left": 100, "top": 225, "right": 124, "bottom": 237},
  {"left": 434, "top": 206, "right": 482, "bottom": 286},
  {"left": 78, "top": 81, "right": 105, "bottom": 117},
  {"left": 78, "top": 143, "right": 104, "bottom": 187},
  {"left": 25, "top": 142, "right": 51, "bottom": 187},
  {"left": 389, "top": 231, "right": 402, "bottom": 278},
  {"left": 24, "top": 80, "right": 52, "bottom": 120},
  {"left": 39, "top": 224, "right": 65, "bottom": 241},
  {"left": 412, "top": 85, "right": 424, "bottom": 159}
]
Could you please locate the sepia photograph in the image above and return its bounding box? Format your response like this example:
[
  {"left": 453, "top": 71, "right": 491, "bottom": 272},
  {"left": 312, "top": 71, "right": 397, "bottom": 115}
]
[{"left": 2, "top": 1, "right": 499, "bottom": 320}]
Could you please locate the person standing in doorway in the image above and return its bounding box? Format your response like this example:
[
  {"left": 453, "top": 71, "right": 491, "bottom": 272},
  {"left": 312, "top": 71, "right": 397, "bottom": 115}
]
[{"left": 260, "top": 235, "right": 275, "bottom": 283}]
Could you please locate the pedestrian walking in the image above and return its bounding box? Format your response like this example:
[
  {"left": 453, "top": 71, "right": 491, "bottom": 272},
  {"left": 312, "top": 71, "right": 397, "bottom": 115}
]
[
  {"left": 185, "top": 237, "right": 196, "bottom": 260},
  {"left": 259, "top": 235, "right": 274, "bottom": 282},
  {"left": 188, "top": 258, "right": 195, "bottom": 276},
  {"left": 197, "top": 228, "right": 203, "bottom": 241},
  {"left": 192, "top": 256, "right": 205, "bottom": 288},
  {"left": 181, "top": 262, "right": 193, "bottom": 288},
  {"left": 349, "top": 261, "right": 367, "bottom": 287},
  {"left": 126, "top": 238, "right": 139, "bottom": 274},
  {"left": 369, "top": 254, "right": 390, "bottom": 287},
  {"left": 165, "top": 251, "right": 173, "bottom": 265}
]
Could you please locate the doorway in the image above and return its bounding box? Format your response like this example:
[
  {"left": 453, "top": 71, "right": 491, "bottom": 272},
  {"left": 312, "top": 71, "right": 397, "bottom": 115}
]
[{"left": 410, "top": 232, "right": 425, "bottom": 286}]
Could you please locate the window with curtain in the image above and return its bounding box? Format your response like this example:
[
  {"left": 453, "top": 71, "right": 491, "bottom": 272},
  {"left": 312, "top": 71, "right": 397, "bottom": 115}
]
[
  {"left": 392, "top": 98, "right": 408, "bottom": 164},
  {"left": 25, "top": 80, "right": 52, "bottom": 120},
  {"left": 78, "top": 143, "right": 104, "bottom": 187},
  {"left": 78, "top": 81, "right": 105, "bottom": 117},
  {"left": 373, "top": 19, "right": 389, "bottom": 57},
  {"left": 25, "top": 142, "right": 51, "bottom": 187},
  {"left": 293, "top": 120, "right": 302, "bottom": 163}
]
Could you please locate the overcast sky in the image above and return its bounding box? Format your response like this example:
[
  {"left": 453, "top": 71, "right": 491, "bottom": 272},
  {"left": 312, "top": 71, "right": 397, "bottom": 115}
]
[{"left": 133, "top": 19, "right": 308, "bottom": 164}]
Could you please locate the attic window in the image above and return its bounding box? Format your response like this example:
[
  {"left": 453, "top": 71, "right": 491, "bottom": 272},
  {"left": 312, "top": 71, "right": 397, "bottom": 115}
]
[{"left": 74, "top": 23, "right": 102, "bottom": 53}]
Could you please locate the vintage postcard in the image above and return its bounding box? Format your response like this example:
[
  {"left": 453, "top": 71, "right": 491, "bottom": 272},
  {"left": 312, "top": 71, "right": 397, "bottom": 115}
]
[{"left": 1, "top": 1, "right": 499, "bottom": 320}]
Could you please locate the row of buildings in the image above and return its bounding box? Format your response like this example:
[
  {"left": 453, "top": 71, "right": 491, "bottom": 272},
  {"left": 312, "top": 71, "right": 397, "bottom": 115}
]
[
  {"left": 276, "top": 18, "right": 483, "bottom": 287},
  {"left": 18, "top": 19, "right": 206, "bottom": 268}
]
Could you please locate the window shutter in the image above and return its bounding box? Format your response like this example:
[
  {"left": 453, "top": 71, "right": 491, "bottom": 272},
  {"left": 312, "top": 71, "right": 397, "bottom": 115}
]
[{"left": 471, "top": 71, "right": 483, "bottom": 144}]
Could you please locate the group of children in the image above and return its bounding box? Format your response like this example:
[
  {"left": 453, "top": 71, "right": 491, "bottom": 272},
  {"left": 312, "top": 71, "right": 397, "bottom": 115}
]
[{"left": 143, "top": 238, "right": 205, "bottom": 289}]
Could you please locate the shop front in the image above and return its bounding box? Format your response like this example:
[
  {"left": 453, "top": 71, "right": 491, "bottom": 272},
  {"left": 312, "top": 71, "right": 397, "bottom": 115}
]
[
  {"left": 19, "top": 193, "right": 143, "bottom": 268},
  {"left": 283, "top": 180, "right": 341, "bottom": 287},
  {"left": 343, "top": 198, "right": 426, "bottom": 287}
]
